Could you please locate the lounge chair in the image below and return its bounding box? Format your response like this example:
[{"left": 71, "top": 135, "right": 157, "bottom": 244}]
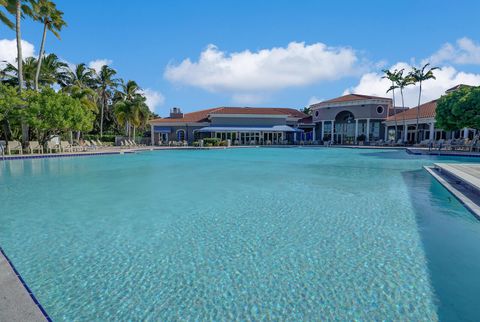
[
  {"left": 83, "top": 140, "right": 97, "bottom": 150},
  {"left": 60, "top": 141, "right": 73, "bottom": 153},
  {"left": 393, "top": 139, "right": 404, "bottom": 146},
  {"left": 7, "top": 140, "right": 23, "bottom": 155},
  {"left": 46, "top": 141, "right": 60, "bottom": 153},
  {"left": 27, "top": 141, "right": 43, "bottom": 154},
  {"left": 95, "top": 139, "right": 104, "bottom": 147},
  {"left": 434, "top": 139, "right": 446, "bottom": 150}
]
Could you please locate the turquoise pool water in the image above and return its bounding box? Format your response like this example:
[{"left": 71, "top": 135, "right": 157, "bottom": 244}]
[{"left": 1, "top": 148, "right": 480, "bottom": 321}]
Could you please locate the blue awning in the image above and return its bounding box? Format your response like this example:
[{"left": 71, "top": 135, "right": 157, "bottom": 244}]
[{"left": 197, "top": 125, "right": 303, "bottom": 133}]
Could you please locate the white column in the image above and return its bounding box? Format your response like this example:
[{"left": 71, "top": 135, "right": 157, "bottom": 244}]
[
  {"left": 294, "top": 132, "right": 297, "bottom": 143},
  {"left": 429, "top": 122, "right": 435, "bottom": 140},
  {"left": 330, "top": 120, "right": 334, "bottom": 141},
  {"left": 384, "top": 125, "right": 388, "bottom": 141},
  {"left": 366, "top": 118, "right": 370, "bottom": 142},
  {"left": 321, "top": 120, "right": 325, "bottom": 141},
  {"left": 404, "top": 124, "right": 408, "bottom": 142},
  {"left": 463, "top": 127, "right": 469, "bottom": 139},
  {"left": 312, "top": 127, "right": 316, "bottom": 142},
  {"left": 355, "top": 119, "right": 359, "bottom": 144},
  {"left": 150, "top": 124, "right": 154, "bottom": 146}
]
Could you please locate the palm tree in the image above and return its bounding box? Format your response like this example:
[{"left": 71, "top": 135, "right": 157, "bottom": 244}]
[
  {"left": 382, "top": 69, "right": 400, "bottom": 140},
  {"left": 0, "top": 0, "right": 14, "bottom": 29},
  {"left": 3, "top": 0, "right": 33, "bottom": 144},
  {"left": 2, "top": 56, "right": 37, "bottom": 89},
  {"left": 3, "top": 53, "right": 67, "bottom": 89},
  {"left": 96, "top": 65, "right": 119, "bottom": 137},
  {"left": 38, "top": 53, "right": 68, "bottom": 86},
  {"left": 114, "top": 80, "right": 148, "bottom": 138},
  {"left": 393, "top": 69, "right": 414, "bottom": 142},
  {"left": 60, "top": 63, "right": 96, "bottom": 89},
  {"left": 61, "top": 63, "right": 98, "bottom": 141},
  {"left": 31, "top": 0, "right": 66, "bottom": 91},
  {"left": 3, "top": 0, "right": 34, "bottom": 93},
  {"left": 409, "top": 63, "right": 439, "bottom": 143}
]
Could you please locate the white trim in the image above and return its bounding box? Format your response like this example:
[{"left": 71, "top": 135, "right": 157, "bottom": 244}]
[
  {"left": 311, "top": 98, "right": 391, "bottom": 110},
  {"left": 384, "top": 117, "right": 435, "bottom": 126},
  {"left": 208, "top": 114, "right": 287, "bottom": 119},
  {"left": 148, "top": 122, "right": 209, "bottom": 126}
]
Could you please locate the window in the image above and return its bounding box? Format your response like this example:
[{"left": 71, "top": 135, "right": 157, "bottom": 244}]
[
  {"left": 177, "top": 130, "right": 186, "bottom": 141},
  {"left": 376, "top": 106, "right": 384, "bottom": 114},
  {"left": 315, "top": 110, "right": 319, "bottom": 117}
]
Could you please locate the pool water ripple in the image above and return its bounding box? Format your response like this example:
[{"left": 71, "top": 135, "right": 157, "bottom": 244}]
[{"left": 1, "top": 148, "right": 480, "bottom": 320}]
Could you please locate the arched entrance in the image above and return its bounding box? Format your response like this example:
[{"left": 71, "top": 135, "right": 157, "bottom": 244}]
[{"left": 334, "top": 111, "right": 356, "bottom": 144}]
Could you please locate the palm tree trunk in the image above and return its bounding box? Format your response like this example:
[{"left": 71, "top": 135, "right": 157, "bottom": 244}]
[
  {"left": 34, "top": 22, "right": 48, "bottom": 92},
  {"left": 100, "top": 94, "right": 105, "bottom": 137},
  {"left": 2, "top": 120, "right": 12, "bottom": 141},
  {"left": 15, "top": 0, "right": 29, "bottom": 145},
  {"left": 391, "top": 81, "right": 398, "bottom": 140},
  {"left": 415, "top": 81, "right": 422, "bottom": 143},
  {"left": 15, "top": 0, "right": 22, "bottom": 93},
  {"left": 133, "top": 125, "right": 135, "bottom": 140},
  {"left": 401, "top": 88, "right": 406, "bottom": 142}
]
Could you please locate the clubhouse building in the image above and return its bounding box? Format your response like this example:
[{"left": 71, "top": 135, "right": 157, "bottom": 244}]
[
  {"left": 149, "top": 85, "right": 476, "bottom": 145},
  {"left": 149, "top": 107, "right": 314, "bottom": 145}
]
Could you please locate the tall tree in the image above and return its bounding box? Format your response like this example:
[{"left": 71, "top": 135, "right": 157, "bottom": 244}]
[
  {"left": 4, "top": 0, "right": 34, "bottom": 94},
  {"left": 436, "top": 86, "right": 480, "bottom": 131},
  {"left": 2, "top": 53, "right": 67, "bottom": 89},
  {"left": 61, "top": 63, "right": 96, "bottom": 89},
  {"left": 383, "top": 69, "right": 400, "bottom": 140},
  {"left": 409, "top": 63, "right": 439, "bottom": 143},
  {"left": 0, "top": 0, "right": 14, "bottom": 29},
  {"left": 38, "top": 53, "right": 68, "bottom": 86},
  {"left": 4, "top": 0, "right": 33, "bottom": 144},
  {"left": 96, "top": 65, "right": 119, "bottom": 137},
  {"left": 395, "top": 69, "right": 413, "bottom": 142},
  {"left": 114, "top": 80, "right": 149, "bottom": 138},
  {"left": 2, "top": 56, "right": 37, "bottom": 88},
  {"left": 31, "top": 0, "right": 66, "bottom": 91}
]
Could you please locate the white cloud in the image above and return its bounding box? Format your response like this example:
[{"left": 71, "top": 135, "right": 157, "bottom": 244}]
[
  {"left": 344, "top": 62, "right": 480, "bottom": 107},
  {"left": 308, "top": 96, "right": 323, "bottom": 106},
  {"left": 88, "top": 59, "right": 113, "bottom": 73},
  {"left": 141, "top": 89, "right": 165, "bottom": 113},
  {"left": 426, "top": 37, "right": 480, "bottom": 65},
  {"left": 0, "top": 39, "right": 35, "bottom": 67},
  {"left": 165, "top": 42, "right": 364, "bottom": 102}
]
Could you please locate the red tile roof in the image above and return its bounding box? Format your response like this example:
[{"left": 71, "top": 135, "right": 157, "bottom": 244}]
[
  {"left": 385, "top": 100, "right": 437, "bottom": 122},
  {"left": 150, "top": 107, "right": 307, "bottom": 123},
  {"left": 317, "top": 94, "right": 390, "bottom": 104}
]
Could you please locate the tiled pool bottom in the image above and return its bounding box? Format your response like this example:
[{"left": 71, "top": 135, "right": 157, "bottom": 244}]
[{"left": 1, "top": 148, "right": 480, "bottom": 320}]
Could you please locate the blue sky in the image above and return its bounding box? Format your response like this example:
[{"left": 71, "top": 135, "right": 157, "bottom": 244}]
[{"left": 1, "top": 0, "right": 480, "bottom": 114}]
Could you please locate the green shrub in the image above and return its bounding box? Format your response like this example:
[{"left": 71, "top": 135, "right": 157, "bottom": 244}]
[
  {"left": 83, "top": 134, "right": 116, "bottom": 143},
  {"left": 203, "top": 138, "right": 221, "bottom": 146}
]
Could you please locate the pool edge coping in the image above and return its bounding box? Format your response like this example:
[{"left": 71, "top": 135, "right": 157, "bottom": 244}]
[
  {"left": 0, "top": 246, "right": 51, "bottom": 321},
  {"left": 424, "top": 166, "right": 480, "bottom": 219}
]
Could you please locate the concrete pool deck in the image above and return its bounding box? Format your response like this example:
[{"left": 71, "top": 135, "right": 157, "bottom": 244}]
[
  {"left": 425, "top": 163, "right": 480, "bottom": 219},
  {"left": 0, "top": 248, "right": 49, "bottom": 321}
]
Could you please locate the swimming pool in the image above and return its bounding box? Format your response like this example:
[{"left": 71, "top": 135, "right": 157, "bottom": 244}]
[{"left": 1, "top": 148, "right": 479, "bottom": 320}]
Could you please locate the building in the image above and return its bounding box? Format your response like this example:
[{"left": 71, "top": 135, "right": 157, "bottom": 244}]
[
  {"left": 149, "top": 107, "right": 313, "bottom": 145},
  {"left": 384, "top": 99, "right": 475, "bottom": 143},
  {"left": 150, "top": 84, "right": 476, "bottom": 146},
  {"left": 310, "top": 94, "right": 393, "bottom": 144}
]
